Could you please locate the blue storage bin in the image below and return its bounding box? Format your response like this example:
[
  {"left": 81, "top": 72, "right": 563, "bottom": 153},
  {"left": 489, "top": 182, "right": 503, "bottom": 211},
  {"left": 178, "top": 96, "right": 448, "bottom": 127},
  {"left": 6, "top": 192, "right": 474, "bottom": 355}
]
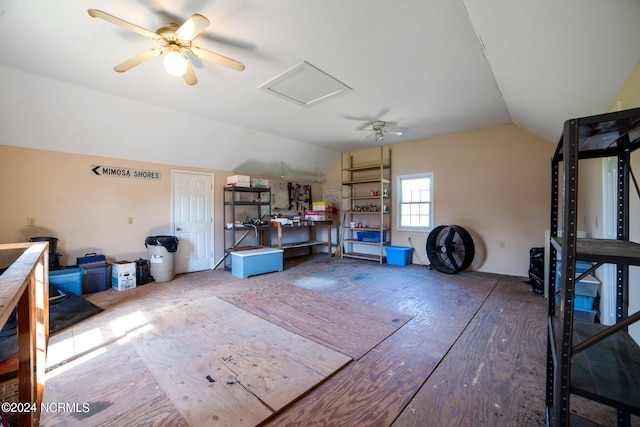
[
  {"left": 574, "top": 295, "right": 596, "bottom": 310},
  {"left": 82, "top": 264, "right": 109, "bottom": 294},
  {"left": 357, "top": 231, "right": 387, "bottom": 242},
  {"left": 49, "top": 268, "right": 85, "bottom": 296},
  {"left": 574, "top": 307, "right": 598, "bottom": 322},
  {"left": 385, "top": 246, "right": 413, "bottom": 266}
]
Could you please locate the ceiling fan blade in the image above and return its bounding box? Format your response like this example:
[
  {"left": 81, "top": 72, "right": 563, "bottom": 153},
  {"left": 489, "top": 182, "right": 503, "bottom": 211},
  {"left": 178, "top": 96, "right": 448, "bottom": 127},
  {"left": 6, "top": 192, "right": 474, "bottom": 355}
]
[
  {"left": 176, "top": 14, "right": 210, "bottom": 41},
  {"left": 114, "top": 48, "right": 162, "bottom": 72},
  {"left": 190, "top": 46, "right": 245, "bottom": 71},
  {"left": 88, "top": 9, "right": 161, "bottom": 41},
  {"left": 183, "top": 57, "right": 198, "bottom": 85}
]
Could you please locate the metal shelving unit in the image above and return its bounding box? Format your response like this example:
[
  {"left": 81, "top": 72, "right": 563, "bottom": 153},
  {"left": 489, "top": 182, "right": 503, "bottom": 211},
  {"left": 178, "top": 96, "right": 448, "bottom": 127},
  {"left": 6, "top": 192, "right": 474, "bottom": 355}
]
[
  {"left": 546, "top": 108, "right": 640, "bottom": 426},
  {"left": 340, "top": 147, "right": 391, "bottom": 263},
  {"left": 223, "top": 186, "right": 271, "bottom": 270}
]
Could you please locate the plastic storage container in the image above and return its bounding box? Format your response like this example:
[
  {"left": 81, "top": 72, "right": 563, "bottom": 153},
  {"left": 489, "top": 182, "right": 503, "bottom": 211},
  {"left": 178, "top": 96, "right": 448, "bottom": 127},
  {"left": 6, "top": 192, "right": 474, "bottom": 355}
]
[
  {"left": 574, "top": 295, "right": 597, "bottom": 310},
  {"left": 574, "top": 307, "right": 598, "bottom": 322},
  {"left": 77, "top": 253, "right": 108, "bottom": 293},
  {"left": 82, "top": 264, "right": 109, "bottom": 293},
  {"left": 77, "top": 253, "right": 106, "bottom": 266},
  {"left": 385, "top": 246, "right": 413, "bottom": 266},
  {"left": 49, "top": 268, "right": 85, "bottom": 296},
  {"left": 357, "top": 231, "right": 387, "bottom": 242}
]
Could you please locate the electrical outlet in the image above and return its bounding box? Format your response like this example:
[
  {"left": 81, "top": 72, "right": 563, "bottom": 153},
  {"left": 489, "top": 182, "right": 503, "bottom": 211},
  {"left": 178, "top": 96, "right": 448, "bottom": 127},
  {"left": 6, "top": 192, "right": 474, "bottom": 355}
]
[
  {"left": 27, "top": 217, "right": 36, "bottom": 226},
  {"left": 128, "top": 217, "right": 134, "bottom": 224},
  {"left": 500, "top": 241, "right": 506, "bottom": 248}
]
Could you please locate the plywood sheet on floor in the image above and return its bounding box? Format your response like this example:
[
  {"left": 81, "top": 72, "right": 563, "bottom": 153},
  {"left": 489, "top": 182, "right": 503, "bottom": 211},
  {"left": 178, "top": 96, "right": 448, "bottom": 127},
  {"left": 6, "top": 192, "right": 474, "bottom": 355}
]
[
  {"left": 263, "top": 270, "right": 501, "bottom": 426},
  {"left": 219, "top": 282, "right": 412, "bottom": 360},
  {"left": 40, "top": 341, "right": 188, "bottom": 427},
  {"left": 42, "top": 293, "right": 350, "bottom": 426},
  {"left": 133, "top": 298, "right": 350, "bottom": 420}
]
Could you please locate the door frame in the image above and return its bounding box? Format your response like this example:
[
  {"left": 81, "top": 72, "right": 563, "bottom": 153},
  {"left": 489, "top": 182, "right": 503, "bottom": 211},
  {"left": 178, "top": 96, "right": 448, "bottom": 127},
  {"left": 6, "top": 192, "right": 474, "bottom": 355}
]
[
  {"left": 600, "top": 157, "right": 617, "bottom": 325},
  {"left": 171, "top": 169, "right": 215, "bottom": 273}
]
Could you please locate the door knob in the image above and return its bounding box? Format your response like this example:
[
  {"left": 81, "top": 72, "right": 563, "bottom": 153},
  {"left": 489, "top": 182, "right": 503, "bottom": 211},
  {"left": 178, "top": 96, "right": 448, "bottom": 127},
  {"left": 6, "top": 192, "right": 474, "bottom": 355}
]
[{"left": 176, "top": 227, "right": 182, "bottom": 231}]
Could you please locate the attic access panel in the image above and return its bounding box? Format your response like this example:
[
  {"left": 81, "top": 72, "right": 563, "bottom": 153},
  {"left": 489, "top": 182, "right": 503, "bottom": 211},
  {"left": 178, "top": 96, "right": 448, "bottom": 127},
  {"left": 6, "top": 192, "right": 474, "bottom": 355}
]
[
  {"left": 553, "top": 107, "right": 640, "bottom": 161},
  {"left": 258, "top": 61, "right": 352, "bottom": 107}
]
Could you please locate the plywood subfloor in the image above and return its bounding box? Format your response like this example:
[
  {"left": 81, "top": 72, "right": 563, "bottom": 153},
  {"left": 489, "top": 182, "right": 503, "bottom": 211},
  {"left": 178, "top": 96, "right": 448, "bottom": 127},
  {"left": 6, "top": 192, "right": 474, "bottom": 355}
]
[
  {"left": 36, "top": 255, "right": 631, "bottom": 426},
  {"left": 41, "top": 290, "right": 351, "bottom": 426},
  {"left": 219, "top": 282, "right": 412, "bottom": 361}
]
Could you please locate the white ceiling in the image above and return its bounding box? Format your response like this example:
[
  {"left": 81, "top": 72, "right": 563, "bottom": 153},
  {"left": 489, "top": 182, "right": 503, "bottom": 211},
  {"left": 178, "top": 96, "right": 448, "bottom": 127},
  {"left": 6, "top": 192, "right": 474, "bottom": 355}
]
[{"left": 0, "top": 0, "right": 639, "bottom": 176}]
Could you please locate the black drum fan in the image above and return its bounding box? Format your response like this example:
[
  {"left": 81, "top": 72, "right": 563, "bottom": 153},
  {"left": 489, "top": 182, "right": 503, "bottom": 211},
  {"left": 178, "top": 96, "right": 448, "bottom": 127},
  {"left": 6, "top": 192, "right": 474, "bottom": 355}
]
[{"left": 426, "top": 225, "right": 475, "bottom": 274}]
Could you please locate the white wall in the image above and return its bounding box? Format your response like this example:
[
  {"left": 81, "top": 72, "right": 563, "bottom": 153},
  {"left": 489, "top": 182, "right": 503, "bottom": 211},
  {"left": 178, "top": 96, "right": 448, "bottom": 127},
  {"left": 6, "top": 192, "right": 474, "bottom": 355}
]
[
  {"left": 0, "top": 65, "right": 339, "bottom": 179},
  {"left": 324, "top": 125, "right": 556, "bottom": 277}
]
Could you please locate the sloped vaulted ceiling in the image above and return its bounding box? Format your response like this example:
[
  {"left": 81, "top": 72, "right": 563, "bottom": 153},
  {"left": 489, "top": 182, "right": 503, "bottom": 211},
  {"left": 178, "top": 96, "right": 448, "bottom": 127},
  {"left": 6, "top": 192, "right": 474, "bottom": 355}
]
[{"left": 0, "top": 0, "right": 638, "bottom": 176}]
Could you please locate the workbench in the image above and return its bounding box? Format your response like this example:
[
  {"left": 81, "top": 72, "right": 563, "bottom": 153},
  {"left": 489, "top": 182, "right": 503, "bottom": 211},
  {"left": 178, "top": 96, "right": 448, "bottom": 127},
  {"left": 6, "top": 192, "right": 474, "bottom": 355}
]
[{"left": 269, "top": 221, "right": 334, "bottom": 257}]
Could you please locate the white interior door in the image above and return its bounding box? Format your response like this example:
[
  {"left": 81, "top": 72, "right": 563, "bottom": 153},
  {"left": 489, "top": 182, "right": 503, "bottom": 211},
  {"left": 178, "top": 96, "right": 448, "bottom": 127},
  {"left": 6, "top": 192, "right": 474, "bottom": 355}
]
[{"left": 172, "top": 171, "right": 214, "bottom": 273}]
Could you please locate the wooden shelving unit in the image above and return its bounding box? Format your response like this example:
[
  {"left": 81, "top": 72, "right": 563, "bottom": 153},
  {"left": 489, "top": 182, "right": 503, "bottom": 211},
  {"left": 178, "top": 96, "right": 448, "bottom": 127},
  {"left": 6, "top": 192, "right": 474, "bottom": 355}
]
[
  {"left": 340, "top": 147, "right": 391, "bottom": 264},
  {"left": 546, "top": 107, "right": 640, "bottom": 426}
]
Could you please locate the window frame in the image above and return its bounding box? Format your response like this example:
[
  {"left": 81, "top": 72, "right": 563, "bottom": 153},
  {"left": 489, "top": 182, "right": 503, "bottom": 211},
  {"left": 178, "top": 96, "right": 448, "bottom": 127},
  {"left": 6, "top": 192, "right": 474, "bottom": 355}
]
[{"left": 396, "top": 172, "right": 434, "bottom": 232}]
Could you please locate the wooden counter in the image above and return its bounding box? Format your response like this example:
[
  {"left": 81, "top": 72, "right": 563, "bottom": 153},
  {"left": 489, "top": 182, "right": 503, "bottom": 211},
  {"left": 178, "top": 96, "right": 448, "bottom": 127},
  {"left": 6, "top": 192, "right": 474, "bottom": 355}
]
[{"left": 270, "top": 221, "right": 334, "bottom": 257}]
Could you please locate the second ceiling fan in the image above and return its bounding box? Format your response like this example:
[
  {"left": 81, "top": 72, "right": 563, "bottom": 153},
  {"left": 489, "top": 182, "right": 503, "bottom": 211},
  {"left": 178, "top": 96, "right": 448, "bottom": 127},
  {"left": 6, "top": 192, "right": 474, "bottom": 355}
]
[
  {"left": 363, "top": 121, "right": 403, "bottom": 141},
  {"left": 88, "top": 9, "right": 245, "bottom": 86}
]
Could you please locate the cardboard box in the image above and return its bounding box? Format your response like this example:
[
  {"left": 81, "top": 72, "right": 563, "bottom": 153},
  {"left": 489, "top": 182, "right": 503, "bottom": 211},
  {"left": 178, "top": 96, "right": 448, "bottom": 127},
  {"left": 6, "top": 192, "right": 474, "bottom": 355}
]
[
  {"left": 226, "top": 175, "right": 250, "bottom": 187},
  {"left": 304, "top": 211, "right": 332, "bottom": 221},
  {"left": 312, "top": 201, "right": 333, "bottom": 211},
  {"left": 112, "top": 261, "right": 136, "bottom": 291}
]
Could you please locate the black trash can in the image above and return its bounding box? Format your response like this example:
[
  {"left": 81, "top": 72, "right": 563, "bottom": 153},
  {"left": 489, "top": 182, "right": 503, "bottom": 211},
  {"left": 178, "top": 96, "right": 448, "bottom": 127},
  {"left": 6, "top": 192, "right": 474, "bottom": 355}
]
[
  {"left": 144, "top": 236, "right": 179, "bottom": 282},
  {"left": 28, "top": 236, "right": 58, "bottom": 253},
  {"left": 528, "top": 247, "right": 545, "bottom": 295},
  {"left": 135, "top": 258, "right": 150, "bottom": 285},
  {"left": 28, "top": 237, "right": 61, "bottom": 270}
]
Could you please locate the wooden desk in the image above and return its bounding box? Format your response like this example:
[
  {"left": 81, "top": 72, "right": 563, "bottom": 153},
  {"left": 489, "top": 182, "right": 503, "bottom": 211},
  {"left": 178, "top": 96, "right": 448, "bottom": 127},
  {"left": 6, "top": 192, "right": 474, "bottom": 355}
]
[{"left": 270, "top": 221, "right": 334, "bottom": 257}]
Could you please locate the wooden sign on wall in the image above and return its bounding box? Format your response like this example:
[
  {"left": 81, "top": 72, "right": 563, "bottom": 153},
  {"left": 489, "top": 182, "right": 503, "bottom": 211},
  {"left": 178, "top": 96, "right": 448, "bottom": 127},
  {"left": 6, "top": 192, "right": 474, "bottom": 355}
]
[{"left": 91, "top": 165, "right": 161, "bottom": 180}]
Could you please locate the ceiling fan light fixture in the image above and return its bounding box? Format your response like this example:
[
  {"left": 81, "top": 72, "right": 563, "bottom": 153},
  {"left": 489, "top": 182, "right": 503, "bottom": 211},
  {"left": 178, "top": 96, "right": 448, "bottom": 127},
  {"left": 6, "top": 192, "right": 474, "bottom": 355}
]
[{"left": 163, "top": 50, "right": 188, "bottom": 76}]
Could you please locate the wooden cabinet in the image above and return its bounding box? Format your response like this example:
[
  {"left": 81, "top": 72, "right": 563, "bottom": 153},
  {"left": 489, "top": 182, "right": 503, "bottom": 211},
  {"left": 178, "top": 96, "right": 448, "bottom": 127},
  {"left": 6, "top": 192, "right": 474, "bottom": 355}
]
[{"left": 340, "top": 147, "right": 391, "bottom": 263}]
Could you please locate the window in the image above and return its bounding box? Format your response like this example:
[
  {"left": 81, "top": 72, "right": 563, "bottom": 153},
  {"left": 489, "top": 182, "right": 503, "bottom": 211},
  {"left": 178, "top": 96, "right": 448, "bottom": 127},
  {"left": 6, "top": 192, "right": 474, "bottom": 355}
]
[{"left": 397, "top": 173, "right": 433, "bottom": 231}]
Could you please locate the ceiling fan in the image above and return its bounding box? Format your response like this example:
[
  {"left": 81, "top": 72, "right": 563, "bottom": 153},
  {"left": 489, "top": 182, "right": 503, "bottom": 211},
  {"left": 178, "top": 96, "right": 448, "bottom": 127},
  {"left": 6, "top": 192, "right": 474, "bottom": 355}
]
[
  {"left": 88, "top": 9, "right": 245, "bottom": 86},
  {"left": 361, "top": 121, "right": 403, "bottom": 141}
]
